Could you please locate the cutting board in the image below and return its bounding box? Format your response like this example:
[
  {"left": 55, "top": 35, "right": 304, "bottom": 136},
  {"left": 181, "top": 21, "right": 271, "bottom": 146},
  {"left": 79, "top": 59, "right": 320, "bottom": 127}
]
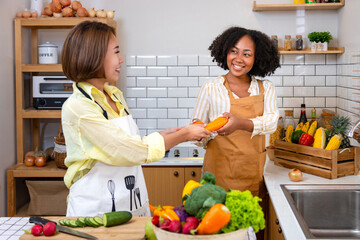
[{"left": 20, "top": 216, "right": 151, "bottom": 239}]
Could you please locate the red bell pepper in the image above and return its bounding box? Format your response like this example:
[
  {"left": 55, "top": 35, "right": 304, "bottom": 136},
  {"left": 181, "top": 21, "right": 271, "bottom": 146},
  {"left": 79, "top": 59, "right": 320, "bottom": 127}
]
[{"left": 298, "top": 133, "right": 314, "bottom": 146}]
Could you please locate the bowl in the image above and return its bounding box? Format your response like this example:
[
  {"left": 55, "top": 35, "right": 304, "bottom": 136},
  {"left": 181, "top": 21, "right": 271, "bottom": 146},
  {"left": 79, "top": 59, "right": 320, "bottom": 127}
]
[
  {"left": 266, "top": 146, "right": 275, "bottom": 161},
  {"left": 153, "top": 225, "right": 248, "bottom": 240}
]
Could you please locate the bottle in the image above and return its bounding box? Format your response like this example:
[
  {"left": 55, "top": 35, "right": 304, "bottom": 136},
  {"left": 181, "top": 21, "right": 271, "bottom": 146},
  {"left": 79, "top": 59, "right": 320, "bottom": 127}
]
[
  {"left": 284, "top": 110, "right": 296, "bottom": 138},
  {"left": 271, "top": 35, "right": 278, "bottom": 48},
  {"left": 296, "top": 35, "right": 303, "bottom": 50},
  {"left": 298, "top": 104, "right": 308, "bottom": 124},
  {"left": 284, "top": 35, "right": 292, "bottom": 51},
  {"left": 309, "top": 108, "right": 317, "bottom": 125}
]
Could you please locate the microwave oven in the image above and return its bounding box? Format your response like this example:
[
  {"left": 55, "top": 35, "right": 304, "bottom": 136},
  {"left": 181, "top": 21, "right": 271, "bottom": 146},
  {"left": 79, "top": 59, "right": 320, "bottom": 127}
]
[{"left": 33, "top": 76, "right": 73, "bottom": 109}]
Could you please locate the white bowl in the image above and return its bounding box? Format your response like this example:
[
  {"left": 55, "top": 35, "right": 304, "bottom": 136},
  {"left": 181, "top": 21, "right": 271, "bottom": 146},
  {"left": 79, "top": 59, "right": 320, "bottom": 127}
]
[{"left": 153, "top": 225, "right": 248, "bottom": 240}]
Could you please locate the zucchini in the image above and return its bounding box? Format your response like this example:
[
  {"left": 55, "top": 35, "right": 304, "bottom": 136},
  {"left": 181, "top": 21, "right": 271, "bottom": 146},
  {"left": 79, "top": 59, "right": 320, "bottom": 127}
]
[
  {"left": 103, "top": 211, "right": 132, "bottom": 227},
  {"left": 59, "top": 219, "right": 66, "bottom": 226},
  {"left": 63, "top": 219, "right": 72, "bottom": 227},
  {"left": 84, "top": 217, "right": 95, "bottom": 227}
]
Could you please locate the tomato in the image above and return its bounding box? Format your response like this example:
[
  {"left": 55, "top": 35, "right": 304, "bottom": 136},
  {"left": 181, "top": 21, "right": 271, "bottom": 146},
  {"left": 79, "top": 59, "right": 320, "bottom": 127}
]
[
  {"left": 24, "top": 156, "right": 35, "bottom": 167},
  {"left": 35, "top": 156, "right": 46, "bottom": 167},
  {"left": 288, "top": 168, "right": 303, "bottom": 182}
]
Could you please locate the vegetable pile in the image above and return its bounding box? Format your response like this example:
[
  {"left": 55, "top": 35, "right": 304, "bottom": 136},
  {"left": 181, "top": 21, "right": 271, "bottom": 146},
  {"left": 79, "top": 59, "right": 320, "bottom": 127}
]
[{"left": 145, "top": 172, "right": 265, "bottom": 237}]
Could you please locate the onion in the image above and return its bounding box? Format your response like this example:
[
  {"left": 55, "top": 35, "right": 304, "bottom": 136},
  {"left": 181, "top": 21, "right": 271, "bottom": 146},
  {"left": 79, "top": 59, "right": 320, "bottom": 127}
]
[
  {"left": 31, "top": 11, "right": 39, "bottom": 18},
  {"left": 22, "top": 11, "right": 31, "bottom": 18},
  {"left": 16, "top": 12, "right": 23, "bottom": 18},
  {"left": 60, "top": 0, "right": 71, "bottom": 7},
  {"left": 106, "top": 10, "right": 115, "bottom": 19},
  {"left": 71, "top": 1, "right": 82, "bottom": 11},
  {"left": 51, "top": 2, "right": 62, "bottom": 13},
  {"left": 52, "top": 0, "right": 61, "bottom": 5},
  {"left": 76, "top": 7, "right": 88, "bottom": 17},
  {"left": 87, "top": 8, "right": 95, "bottom": 17},
  {"left": 96, "top": 9, "right": 105, "bottom": 18},
  {"left": 288, "top": 168, "right": 303, "bottom": 182},
  {"left": 62, "top": 7, "right": 73, "bottom": 17},
  {"left": 44, "top": 4, "right": 53, "bottom": 16}
]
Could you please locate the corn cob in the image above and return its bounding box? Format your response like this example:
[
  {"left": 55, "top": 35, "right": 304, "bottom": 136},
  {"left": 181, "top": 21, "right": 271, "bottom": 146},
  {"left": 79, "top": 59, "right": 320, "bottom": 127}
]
[
  {"left": 285, "top": 125, "right": 294, "bottom": 143},
  {"left": 325, "top": 134, "right": 342, "bottom": 150},
  {"left": 295, "top": 122, "right": 303, "bottom": 131},
  {"left": 301, "top": 122, "right": 310, "bottom": 133},
  {"left": 307, "top": 121, "right": 318, "bottom": 137},
  {"left": 313, "top": 127, "right": 326, "bottom": 149}
]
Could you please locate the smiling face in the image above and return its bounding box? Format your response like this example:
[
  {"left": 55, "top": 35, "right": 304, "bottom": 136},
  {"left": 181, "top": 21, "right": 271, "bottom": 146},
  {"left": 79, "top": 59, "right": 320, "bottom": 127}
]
[
  {"left": 103, "top": 34, "right": 124, "bottom": 84},
  {"left": 226, "top": 35, "right": 256, "bottom": 80}
]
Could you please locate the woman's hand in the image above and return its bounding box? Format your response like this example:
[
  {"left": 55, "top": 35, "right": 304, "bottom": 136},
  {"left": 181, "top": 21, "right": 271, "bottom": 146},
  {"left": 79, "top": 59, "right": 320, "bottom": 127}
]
[
  {"left": 182, "top": 124, "right": 211, "bottom": 141},
  {"left": 217, "top": 112, "right": 254, "bottom": 136},
  {"left": 159, "top": 127, "right": 183, "bottom": 136}
]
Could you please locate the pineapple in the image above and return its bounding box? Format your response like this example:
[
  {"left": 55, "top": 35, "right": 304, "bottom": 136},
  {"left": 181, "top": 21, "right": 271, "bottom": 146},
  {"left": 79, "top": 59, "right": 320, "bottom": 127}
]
[{"left": 326, "top": 116, "right": 352, "bottom": 149}]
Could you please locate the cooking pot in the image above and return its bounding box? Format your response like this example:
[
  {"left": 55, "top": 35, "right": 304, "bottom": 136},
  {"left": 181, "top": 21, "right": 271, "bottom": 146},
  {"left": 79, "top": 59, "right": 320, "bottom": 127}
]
[{"left": 38, "top": 42, "right": 58, "bottom": 64}]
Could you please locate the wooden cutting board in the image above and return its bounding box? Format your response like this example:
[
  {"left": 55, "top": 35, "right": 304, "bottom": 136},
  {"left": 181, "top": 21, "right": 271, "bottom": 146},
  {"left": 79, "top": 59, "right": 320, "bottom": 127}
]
[{"left": 20, "top": 216, "right": 151, "bottom": 239}]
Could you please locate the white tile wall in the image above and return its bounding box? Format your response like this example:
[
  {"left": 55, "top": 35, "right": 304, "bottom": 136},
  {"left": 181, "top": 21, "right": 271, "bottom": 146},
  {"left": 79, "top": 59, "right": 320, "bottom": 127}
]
[{"left": 125, "top": 54, "right": 345, "bottom": 135}]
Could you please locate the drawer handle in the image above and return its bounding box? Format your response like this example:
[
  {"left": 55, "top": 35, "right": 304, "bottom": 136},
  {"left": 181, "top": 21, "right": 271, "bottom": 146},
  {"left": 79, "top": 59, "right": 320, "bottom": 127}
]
[
  {"left": 275, "top": 219, "right": 279, "bottom": 225},
  {"left": 174, "top": 171, "right": 179, "bottom": 177},
  {"left": 278, "top": 227, "right": 282, "bottom": 234},
  {"left": 191, "top": 171, "right": 196, "bottom": 177}
]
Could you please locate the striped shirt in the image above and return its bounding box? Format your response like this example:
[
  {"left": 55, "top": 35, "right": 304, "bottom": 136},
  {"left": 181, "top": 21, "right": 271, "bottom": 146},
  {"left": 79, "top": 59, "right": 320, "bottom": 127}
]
[{"left": 192, "top": 75, "right": 279, "bottom": 138}]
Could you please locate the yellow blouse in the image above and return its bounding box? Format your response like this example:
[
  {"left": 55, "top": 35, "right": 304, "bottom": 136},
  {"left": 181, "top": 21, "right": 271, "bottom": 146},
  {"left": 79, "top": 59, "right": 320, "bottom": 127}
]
[{"left": 62, "top": 82, "right": 165, "bottom": 188}]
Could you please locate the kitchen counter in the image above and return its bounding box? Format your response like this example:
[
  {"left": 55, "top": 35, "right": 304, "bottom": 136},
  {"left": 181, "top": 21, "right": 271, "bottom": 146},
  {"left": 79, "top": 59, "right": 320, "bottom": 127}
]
[
  {"left": 264, "top": 159, "right": 360, "bottom": 240},
  {"left": 142, "top": 157, "right": 203, "bottom": 166}
]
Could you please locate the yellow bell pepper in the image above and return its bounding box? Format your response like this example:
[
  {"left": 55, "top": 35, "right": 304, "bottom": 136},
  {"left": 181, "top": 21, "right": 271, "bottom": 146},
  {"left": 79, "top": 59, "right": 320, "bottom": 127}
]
[{"left": 182, "top": 180, "right": 202, "bottom": 198}]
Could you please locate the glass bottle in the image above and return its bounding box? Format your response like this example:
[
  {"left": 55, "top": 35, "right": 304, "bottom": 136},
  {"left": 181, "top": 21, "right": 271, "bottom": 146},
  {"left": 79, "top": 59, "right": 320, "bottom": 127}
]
[
  {"left": 284, "top": 35, "right": 292, "bottom": 51},
  {"left": 284, "top": 110, "right": 296, "bottom": 137},
  {"left": 271, "top": 35, "right": 278, "bottom": 49},
  {"left": 298, "top": 104, "right": 308, "bottom": 124},
  {"left": 296, "top": 35, "right": 303, "bottom": 50},
  {"left": 309, "top": 108, "right": 317, "bottom": 125}
]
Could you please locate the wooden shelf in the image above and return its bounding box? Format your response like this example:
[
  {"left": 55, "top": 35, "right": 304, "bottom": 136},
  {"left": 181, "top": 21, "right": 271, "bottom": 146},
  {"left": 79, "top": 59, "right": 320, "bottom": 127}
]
[
  {"left": 253, "top": 0, "right": 345, "bottom": 11},
  {"left": 279, "top": 47, "right": 344, "bottom": 54},
  {"left": 15, "top": 17, "right": 116, "bottom": 29},
  {"left": 22, "top": 64, "right": 63, "bottom": 72},
  {"left": 22, "top": 108, "right": 61, "bottom": 118},
  {"left": 7, "top": 161, "right": 66, "bottom": 178}
]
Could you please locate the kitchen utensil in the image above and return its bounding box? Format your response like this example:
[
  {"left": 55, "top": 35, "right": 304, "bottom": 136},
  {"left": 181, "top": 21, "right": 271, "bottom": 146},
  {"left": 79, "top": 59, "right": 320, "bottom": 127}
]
[
  {"left": 29, "top": 216, "right": 97, "bottom": 239},
  {"left": 124, "top": 175, "right": 135, "bottom": 211},
  {"left": 38, "top": 42, "right": 58, "bottom": 64},
  {"left": 135, "top": 187, "right": 142, "bottom": 207},
  {"left": 134, "top": 191, "right": 138, "bottom": 209},
  {"left": 107, "top": 180, "right": 116, "bottom": 212}
]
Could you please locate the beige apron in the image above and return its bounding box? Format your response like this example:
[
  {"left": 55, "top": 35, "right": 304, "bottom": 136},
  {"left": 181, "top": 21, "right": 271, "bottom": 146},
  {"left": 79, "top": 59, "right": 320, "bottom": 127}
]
[{"left": 203, "top": 77, "right": 266, "bottom": 198}]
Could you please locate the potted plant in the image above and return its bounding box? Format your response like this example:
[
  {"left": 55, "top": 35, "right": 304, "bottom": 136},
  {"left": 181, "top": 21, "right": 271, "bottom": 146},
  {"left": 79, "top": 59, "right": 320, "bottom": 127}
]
[{"left": 308, "top": 32, "right": 333, "bottom": 51}]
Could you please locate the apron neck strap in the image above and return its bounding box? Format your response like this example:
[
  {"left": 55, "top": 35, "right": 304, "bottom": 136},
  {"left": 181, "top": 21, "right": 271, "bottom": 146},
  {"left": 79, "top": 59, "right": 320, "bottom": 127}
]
[{"left": 257, "top": 79, "right": 265, "bottom": 95}]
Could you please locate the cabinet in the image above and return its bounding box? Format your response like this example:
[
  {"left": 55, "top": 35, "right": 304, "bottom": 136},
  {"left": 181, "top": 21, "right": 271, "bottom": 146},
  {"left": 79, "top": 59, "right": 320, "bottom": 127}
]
[
  {"left": 252, "top": 0, "right": 345, "bottom": 55},
  {"left": 266, "top": 197, "right": 285, "bottom": 240},
  {"left": 7, "top": 17, "right": 116, "bottom": 217},
  {"left": 142, "top": 166, "right": 202, "bottom": 206}
]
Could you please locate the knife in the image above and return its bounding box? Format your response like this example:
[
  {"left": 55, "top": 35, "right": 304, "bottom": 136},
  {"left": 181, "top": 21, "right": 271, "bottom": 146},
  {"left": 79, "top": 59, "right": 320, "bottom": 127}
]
[{"left": 29, "top": 216, "right": 98, "bottom": 239}]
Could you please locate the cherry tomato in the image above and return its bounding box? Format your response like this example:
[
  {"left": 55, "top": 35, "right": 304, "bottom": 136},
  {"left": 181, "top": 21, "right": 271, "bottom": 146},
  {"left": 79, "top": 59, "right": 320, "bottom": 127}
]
[
  {"left": 288, "top": 168, "right": 303, "bottom": 182},
  {"left": 24, "top": 156, "right": 35, "bottom": 167},
  {"left": 35, "top": 156, "right": 46, "bottom": 167}
]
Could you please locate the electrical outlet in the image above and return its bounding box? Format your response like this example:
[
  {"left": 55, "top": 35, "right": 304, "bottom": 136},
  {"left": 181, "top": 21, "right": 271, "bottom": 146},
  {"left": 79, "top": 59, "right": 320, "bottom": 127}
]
[
  {"left": 189, "top": 147, "right": 206, "bottom": 158},
  {"left": 168, "top": 146, "right": 189, "bottom": 158}
]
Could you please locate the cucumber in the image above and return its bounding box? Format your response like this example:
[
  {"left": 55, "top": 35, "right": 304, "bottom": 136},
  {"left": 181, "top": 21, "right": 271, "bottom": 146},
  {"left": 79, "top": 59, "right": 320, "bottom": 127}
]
[
  {"left": 69, "top": 219, "right": 79, "bottom": 228},
  {"left": 75, "top": 218, "right": 86, "bottom": 227},
  {"left": 84, "top": 217, "right": 97, "bottom": 227},
  {"left": 77, "top": 217, "right": 86, "bottom": 226},
  {"left": 89, "top": 217, "right": 101, "bottom": 227},
  {"left": 103, "top": 211, "right": 132, "bottom": 227},
  {"left": 59, "top": 219, "right": 66, "bottom": 226},
  {"left": 63, "top": 219, "right": 72, "bottom": 227},
  {"left": 93, "top": 216, "right": 103, "bottom": 226}
]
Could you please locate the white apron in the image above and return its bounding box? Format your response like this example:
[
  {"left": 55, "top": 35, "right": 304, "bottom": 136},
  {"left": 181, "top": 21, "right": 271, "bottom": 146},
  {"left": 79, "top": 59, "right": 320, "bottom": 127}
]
[{"left": 66, "top": 114, "right": 151, "bottom": 217}]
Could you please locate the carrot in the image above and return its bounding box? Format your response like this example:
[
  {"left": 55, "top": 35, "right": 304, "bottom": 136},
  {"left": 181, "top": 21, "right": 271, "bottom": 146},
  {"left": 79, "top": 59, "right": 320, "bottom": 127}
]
[
  {"left": 205, "top": 117, "right": 228, "bottom": 132},
  {"left": 196, "top": 203, "right": 231, "bottom": 235},
  {"left": 193, "top": 121, "right": 204, "bottom": 125}
]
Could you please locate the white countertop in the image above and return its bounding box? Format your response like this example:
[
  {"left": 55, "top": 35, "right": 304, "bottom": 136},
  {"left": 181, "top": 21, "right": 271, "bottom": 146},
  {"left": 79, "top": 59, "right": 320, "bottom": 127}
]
[{"left": 264, "top": 160, "right": 360, "bottom": 240}]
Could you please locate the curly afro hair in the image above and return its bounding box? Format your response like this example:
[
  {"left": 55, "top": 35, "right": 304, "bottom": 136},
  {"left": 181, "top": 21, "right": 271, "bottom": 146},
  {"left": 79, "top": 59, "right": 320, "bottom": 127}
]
[{"left": 208, "top": 26, "right": 280, "bottom": 78}]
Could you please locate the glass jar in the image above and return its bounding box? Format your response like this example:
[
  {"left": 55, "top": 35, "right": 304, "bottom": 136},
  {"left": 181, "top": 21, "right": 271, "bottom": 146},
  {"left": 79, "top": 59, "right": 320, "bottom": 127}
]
[
  {"left": 296, "top": 35, "right": 303, "bottom": 50},
  {"left": 283, "top": 110, "right": 296, "bottom": 138},
  {"left": 284, "top": 35, "right": 292, "bottom": 51},
  {"left": 269, "top": 116, "right": 284, "bottom": 146},
  {"left": 271, "top": 35, "right": 278, "bottom": 48}
]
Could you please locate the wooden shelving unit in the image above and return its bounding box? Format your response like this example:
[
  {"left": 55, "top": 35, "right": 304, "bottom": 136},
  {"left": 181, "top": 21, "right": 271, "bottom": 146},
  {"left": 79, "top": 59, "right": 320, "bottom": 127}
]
[
  {"left": 8, "top": 17, "right": 116, "bottom": 217},
  {"left": 253, "top": 0, "right": 345, "bottom": 12},
  {"left": 279, "top": 47, "right": 345, "bottom": 55}
]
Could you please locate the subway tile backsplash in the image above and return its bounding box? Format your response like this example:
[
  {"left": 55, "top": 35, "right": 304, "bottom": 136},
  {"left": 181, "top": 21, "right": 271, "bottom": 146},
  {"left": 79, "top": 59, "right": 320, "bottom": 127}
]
[{"left": 125, "top": 54, "right": 360, "bottom": 135}]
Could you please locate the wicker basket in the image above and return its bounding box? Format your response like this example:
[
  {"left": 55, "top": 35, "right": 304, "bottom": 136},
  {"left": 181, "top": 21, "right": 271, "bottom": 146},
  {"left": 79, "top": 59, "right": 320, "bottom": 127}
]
[{"left": 54, "top": 123, "right": 67, "bottom": 169}]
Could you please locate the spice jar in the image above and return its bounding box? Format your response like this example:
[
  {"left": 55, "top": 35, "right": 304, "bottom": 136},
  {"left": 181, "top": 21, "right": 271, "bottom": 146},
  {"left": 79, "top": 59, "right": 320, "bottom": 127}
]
[
  {"left": 271, "top": 35, "right": 278, "bottom": 48},
  {"left": 296, "top": 35, "right": 303, "bottom": 50},
  {"left": 284, "top": 35, "right": 292, "bottom": 51}
]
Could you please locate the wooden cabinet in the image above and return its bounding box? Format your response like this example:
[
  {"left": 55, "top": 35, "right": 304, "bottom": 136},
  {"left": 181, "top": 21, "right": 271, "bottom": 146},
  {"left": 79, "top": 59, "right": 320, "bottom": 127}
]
[
  {"left": 142, "top": 166, "right": 202, "bottom": 206},
  {"left": 7, "top": 17, "right": 116, "bottom": 217},
  {"left": 266, "top": 197, "right": 285, "bottom": 240}
]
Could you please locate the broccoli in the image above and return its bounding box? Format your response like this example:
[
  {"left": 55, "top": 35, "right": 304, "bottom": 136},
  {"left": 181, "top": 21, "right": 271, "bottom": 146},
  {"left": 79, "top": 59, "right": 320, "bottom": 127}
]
[
  {"left": 199, "top": 172, "right": 216, "bottom": 185},
  {"left": 184, "top": 182, "right": 226, "bottom": 219}
]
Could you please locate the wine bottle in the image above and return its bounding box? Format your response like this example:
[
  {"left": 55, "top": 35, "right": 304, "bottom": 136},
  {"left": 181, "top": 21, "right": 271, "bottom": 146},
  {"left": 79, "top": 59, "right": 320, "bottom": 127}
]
[
  {"left": 309, "top": 108, "right": 317, "bottom": 125},
  {"left": 298, "top": 104, "right": 307, "bottom": 124}
]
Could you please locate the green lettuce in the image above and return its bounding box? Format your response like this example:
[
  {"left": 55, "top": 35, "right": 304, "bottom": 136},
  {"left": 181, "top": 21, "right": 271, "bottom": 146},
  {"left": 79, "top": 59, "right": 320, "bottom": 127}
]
[{"left": 221, "top": 190, "right": 265, "bottom": 233}]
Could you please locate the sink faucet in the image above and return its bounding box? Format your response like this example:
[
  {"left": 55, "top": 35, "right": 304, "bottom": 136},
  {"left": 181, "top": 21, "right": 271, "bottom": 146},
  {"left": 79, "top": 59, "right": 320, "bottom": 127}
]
[{"left": 348, "top": 120, "right": 360, "bottom": 147}]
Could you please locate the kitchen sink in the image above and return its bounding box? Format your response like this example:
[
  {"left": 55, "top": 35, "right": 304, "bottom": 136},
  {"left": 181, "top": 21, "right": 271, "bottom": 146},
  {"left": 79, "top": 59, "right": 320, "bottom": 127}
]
[{"left": 281, "top": 184, "right": 360, "bottom": 240}]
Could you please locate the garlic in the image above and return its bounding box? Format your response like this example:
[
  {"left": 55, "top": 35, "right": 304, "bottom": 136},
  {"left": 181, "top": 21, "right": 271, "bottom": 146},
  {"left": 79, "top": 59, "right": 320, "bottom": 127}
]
[
  {"left": 96, "top": 9, "right": 105, "bottom": 18},
  {"left": 87, "top": 8, "right": 96, "bottom": 17},
  {"left": 106, "top": 10, "right": 115, "bottom": 19},
  {"left": 53, "top": 12, "right": 63, "bottom": 18}
]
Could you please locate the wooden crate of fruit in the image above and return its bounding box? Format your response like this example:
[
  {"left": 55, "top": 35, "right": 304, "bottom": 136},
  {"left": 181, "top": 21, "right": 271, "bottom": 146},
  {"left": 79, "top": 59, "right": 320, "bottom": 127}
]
[{"left": 274, "top": 140, "right": 360, "bottom": 179}]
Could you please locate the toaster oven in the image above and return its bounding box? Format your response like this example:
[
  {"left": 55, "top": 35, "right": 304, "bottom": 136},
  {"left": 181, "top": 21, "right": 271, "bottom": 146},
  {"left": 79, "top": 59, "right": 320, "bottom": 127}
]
[{"left": 33, "top": 76, "right": 73, "bottom": 109}]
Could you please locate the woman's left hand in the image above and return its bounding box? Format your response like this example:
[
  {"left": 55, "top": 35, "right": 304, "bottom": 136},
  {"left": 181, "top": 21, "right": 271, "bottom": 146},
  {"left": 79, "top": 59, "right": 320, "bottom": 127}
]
[{"left": 216, "top": 112, "right": 239, "bottom": 136}]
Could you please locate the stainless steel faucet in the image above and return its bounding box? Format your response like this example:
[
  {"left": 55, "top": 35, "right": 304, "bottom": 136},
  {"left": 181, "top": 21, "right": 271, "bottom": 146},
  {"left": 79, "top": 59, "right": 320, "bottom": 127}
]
[{"left": 348, "top": 120, "right": 360, "bottom": 146}]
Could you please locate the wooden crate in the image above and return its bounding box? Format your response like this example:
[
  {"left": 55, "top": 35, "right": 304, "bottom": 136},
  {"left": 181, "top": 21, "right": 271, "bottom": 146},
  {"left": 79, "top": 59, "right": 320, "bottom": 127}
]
[{"left": 274, "top": 140, "right": 360, "bottom": 179}]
